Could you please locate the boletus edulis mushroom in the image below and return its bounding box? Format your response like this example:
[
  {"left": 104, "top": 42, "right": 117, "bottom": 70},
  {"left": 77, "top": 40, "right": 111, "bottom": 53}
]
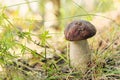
[{"left": 64, "top": 20, "right": 96, "bottom": 73}]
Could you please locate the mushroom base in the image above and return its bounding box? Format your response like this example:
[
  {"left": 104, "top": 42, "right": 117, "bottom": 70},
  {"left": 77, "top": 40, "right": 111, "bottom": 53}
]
[{"left": 70, "top": 40, "right": 91, "bottom": 73}]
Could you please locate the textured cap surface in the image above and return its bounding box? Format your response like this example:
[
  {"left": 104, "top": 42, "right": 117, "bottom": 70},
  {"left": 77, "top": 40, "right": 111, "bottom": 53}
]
[{"left": 64, "top": 20, "right": 96, "bottom": 41}]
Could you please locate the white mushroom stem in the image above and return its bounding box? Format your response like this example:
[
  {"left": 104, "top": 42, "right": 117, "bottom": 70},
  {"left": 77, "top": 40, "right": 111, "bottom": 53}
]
[{"left": 70, "top": 40, "right": 91, "bottom": 72}]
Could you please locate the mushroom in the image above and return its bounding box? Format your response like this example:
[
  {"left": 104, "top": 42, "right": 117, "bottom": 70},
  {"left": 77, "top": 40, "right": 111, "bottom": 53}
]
[{"left": 64, "top": 20, "right": 96, "bottom": 73}]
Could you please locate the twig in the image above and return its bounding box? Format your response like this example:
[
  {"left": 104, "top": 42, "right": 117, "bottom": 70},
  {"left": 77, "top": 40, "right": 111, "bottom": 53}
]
[{"left": 99, "top": 35, "right": 120, "bottom": 54}]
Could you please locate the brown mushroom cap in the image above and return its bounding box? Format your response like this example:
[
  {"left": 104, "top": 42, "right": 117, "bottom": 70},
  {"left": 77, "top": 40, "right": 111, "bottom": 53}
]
[{"left": 64, "top": 20, "right": 96, "bottom": 41}]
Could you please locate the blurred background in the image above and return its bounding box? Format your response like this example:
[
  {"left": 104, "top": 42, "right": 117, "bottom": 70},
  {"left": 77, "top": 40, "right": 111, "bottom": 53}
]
[{"left": 1, "top": 0, "right": 120, "bottom": 32}]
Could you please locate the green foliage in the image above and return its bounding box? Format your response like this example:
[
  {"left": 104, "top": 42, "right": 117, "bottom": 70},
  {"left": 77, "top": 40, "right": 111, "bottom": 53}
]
[
  {"left": 39, "top": 31, "right": 51, "bottom": 46},
  {"left": 0, "top": 0, "right": 120, "bottom": 80},
  {"left": 95, "top": 0, "right": 114, "bottom": 12},
  {"left": 17, "top": 31, "right": 31, "bottom": 39},
  {"left": 0, "top": 18, "right": 16, "bottom": 65}
]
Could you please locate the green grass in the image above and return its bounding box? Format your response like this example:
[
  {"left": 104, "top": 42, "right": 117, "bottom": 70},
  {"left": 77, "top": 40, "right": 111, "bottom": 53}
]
[{"left": 0, "top": 0, "right": 120, "bottom": 80}]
